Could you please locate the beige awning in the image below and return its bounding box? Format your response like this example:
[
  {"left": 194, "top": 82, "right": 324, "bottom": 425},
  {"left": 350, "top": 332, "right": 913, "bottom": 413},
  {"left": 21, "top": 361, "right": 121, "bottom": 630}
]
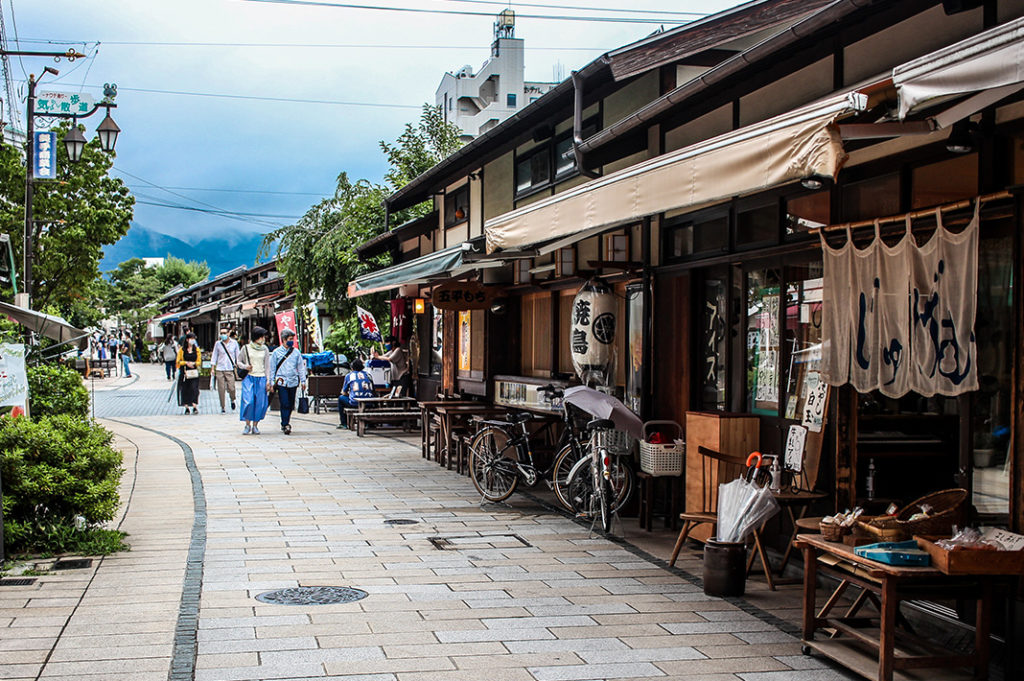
[
  {"left": 0, "top": 301, "right": 88, "bottom": 348},
  {"left": 484, "top": 91, "right": 866, "bottom": 253}
]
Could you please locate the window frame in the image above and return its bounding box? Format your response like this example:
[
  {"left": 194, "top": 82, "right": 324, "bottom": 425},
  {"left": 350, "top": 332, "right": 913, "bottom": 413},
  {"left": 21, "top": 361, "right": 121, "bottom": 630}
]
[
  {"left": 444, "top": 183, "right": 470, "bottom": 228},
  {"left": 513, "top": 116, "right": 599, "bottom": 200}
]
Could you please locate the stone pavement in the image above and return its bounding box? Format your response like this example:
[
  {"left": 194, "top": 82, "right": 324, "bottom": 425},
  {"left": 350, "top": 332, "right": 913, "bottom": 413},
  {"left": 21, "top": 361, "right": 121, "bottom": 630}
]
[{"left": 1, "top": 363, "right": 854, "bottom": 681}]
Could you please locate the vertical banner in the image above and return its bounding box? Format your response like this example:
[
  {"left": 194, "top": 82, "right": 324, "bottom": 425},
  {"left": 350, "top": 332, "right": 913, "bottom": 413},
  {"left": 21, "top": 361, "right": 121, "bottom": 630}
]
[
  {"left": 458, "top": 310, "right": 471, "bottom": 372},
  {"left": 274, "top": 309, "right": 297, "bottom": 342},
  {"left": 0, "top": 343, "right": 29, "bottom": 417},
  {"left": 300, "top": 302, "right": 322, "bottom": 350},
  {"left": 32, "top": 131, "right": 57, "bottom": 180},
  {"left": 390, "top": 297, "right": 412, "bottom": 345}
]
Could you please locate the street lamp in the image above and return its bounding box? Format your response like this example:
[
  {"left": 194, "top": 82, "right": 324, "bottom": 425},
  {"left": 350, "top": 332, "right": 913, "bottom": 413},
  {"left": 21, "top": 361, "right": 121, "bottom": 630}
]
[
  {"left": 96, "top": 112, "right": 121, "bottom": 153},
  {"left": 63, "top": 123, "right": 87, "bottom": 163}
]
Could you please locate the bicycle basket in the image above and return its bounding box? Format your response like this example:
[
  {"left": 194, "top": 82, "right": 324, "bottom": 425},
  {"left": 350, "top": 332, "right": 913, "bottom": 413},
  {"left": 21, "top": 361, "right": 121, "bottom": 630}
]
[{"left": 594, "top": 429, "right": 634, "bottom": 457}]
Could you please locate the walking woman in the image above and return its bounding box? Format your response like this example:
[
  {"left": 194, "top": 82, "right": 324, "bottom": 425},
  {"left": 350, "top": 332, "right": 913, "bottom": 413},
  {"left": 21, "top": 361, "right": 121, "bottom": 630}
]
[
  {"left": 177, "top": 332, "right": 202, "bottom": 414},
  {"left": 238, "top": 325, "right": 271, "bottom": 434}
]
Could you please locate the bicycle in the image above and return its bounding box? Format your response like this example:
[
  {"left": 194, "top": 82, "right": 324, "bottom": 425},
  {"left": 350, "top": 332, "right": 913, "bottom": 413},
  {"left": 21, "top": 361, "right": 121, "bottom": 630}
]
[
  {"left": 564, "top": 419, "right": 634, "bottom": 532},
  {"left": 467, "top": 412, "right": 540, "bottom": 502}
]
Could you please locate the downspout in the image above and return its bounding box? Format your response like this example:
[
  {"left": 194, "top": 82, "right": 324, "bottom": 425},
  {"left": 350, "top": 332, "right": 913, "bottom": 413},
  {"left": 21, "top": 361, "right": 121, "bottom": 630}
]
[{"left": 571, "top": 70, "right": 600, "bottom": 179}]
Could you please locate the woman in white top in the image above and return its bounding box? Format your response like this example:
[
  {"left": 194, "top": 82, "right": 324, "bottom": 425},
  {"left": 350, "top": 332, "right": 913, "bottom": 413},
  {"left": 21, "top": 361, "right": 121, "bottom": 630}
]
[{"left": 237, "top": 325, "right": 271, "bottom": 435}]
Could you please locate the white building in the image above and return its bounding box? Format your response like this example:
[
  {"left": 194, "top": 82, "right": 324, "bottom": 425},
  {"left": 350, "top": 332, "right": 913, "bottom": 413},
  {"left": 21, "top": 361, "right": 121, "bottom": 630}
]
[{"left": 436, "top": 11, "right": 557, "bottom": 141}]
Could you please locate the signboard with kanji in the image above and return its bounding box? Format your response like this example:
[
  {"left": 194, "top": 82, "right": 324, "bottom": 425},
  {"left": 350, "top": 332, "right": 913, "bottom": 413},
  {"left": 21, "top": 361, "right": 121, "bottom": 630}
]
[
  {"left": 34, "top": 91, "right": 95, "bottom": 116},
  {"left": 32, "top": 132, "right": 57, "bottom": 180},
  {"left": 431, "top": 281, "right": 497, "bottom": 311}
]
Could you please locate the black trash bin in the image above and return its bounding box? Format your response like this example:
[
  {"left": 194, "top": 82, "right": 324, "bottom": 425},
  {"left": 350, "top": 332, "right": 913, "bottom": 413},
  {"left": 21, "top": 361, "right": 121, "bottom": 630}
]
[{"left": 703, "top": 538, "right": 747, "bottom": 597}]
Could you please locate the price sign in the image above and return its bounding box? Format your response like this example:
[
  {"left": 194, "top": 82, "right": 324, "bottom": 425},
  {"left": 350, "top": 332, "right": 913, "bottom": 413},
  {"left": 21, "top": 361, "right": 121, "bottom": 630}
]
[
  {"left": 784, "top": 425, "right": 807, "bottom": 472},
  {"left": 802, "top": 371, "right": 828, "bottom": 433}
]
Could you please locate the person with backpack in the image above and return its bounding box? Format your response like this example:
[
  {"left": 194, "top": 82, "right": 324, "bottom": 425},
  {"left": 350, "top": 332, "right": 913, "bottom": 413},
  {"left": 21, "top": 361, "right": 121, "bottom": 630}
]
[
  {"left": 336, "top": 358, "right": 375, "bottom": 430},
  {"left": 267, "top": 329, "right": 307, "bottom": 435},
  {"left": 237, "top": 326, "right": 271, "bottom": 435}
]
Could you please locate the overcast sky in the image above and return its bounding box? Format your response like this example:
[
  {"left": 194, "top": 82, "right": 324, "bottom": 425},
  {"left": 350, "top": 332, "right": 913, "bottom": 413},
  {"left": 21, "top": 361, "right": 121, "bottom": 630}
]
[{"left": 12, "top": 0, "right": 738, "bottom": 244}]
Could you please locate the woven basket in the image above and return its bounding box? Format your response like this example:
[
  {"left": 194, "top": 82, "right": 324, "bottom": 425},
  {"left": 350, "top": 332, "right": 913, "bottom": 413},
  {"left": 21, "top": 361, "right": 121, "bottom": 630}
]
[
  {"left": 639, "top": 420, "right": 684, "bottom": 476},
  {"left": 820, "top": 522, "right": 847, "bottom": 542},
  {"left": 860, "top": 488, "right": 967, "bottom": 541}
]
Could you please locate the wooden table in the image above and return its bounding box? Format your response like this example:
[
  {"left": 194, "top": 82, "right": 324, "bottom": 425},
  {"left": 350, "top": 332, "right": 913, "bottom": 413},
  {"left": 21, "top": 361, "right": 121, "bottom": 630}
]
[
  {"left": 355, "top": 396, "right": 418, "bottom": 412},
  {"left": 795, "top": 533, "right": 1003, "bottom": 681},
  {"left": 418, "top": 401, "right": 480, "bottom": 459},
  {"left": 747, "top": 489, "right": 829, "bottom": 590},
  {"left": 434, "top": 404, "right": 505, "bottom": 468}
]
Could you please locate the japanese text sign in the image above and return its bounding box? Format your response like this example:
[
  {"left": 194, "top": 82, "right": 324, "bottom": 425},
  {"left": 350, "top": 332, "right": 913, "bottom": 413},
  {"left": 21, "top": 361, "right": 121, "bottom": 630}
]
[
  {"left": 432, "top": 281, "right": 496, "bottom": 311},
  {"left": 34, "top": 91, "right": 95, "bottom": 116},
  {"left": 0, "top": 343, "right": 28, "bottom": 412},
  {"left": 32, "top": 131, "right": 57, "bottom": 180},
  {"left": 275, "top": 309, "right": 297, "bottom": 341}
]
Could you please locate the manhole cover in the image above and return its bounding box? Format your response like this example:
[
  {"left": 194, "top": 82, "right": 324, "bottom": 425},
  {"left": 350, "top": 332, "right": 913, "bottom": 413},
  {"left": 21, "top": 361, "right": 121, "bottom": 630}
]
[
  {"left": 52, "top": 558, "right": 93, "bottom": 570},
  {"left": 0, "top": 578, "right": 36, "bottom": 587},
  {"left": 383, "top": 519, "right": 418, "bottom": 526},
  {"left": 255, "top": 586, "right": 368, "bottom": 605},
  {"left": 429, "top": 534, "right": 532, "bottom": 550}
]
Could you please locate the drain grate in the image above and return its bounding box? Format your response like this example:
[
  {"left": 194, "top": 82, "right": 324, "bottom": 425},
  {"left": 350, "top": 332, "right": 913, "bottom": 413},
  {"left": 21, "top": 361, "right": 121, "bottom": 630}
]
[
  {"left": 429, "top": 534, "right": 532, "bottom": 551},
  {"left": 383, "top": 518, "right": 419, "bottom": 526},
  {"left": 0, "top": 578, "right": 37, "bottom": 587},
  {"left": 255, "top": 586, "right": 368, "bottom": 605},
  {"left": 52, "top": 558, "right": 93, "bottom": 570}
]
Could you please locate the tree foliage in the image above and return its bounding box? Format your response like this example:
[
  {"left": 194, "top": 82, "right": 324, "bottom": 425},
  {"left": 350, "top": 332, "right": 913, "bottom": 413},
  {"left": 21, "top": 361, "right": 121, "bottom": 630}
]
[
  {"left": 101, "top": 256, "right": 208, "bottom": 334},
  {"left": 261, "top": 104, "right": 462, "bottom": 350},
  {"left": 0, "top": 123, "right": 135, "bottom": 317}
]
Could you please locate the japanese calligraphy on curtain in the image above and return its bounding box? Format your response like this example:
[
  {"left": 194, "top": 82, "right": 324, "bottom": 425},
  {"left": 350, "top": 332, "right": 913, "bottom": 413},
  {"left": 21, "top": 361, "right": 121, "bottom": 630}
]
[{"left": 820, "top": 203, "right": 979, "bottom": 397}]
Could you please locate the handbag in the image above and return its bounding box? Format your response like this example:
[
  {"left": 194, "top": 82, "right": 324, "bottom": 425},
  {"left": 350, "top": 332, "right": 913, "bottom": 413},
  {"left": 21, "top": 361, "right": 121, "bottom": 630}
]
[
  {"left": 235, "top": 345, "right": 250, "bottom": 380},
  {"left": 297, "top": 388, "right": 310, "bottom": 414},
  {"left": 184, "top": 369, "right": 199, "bottom": 379}
]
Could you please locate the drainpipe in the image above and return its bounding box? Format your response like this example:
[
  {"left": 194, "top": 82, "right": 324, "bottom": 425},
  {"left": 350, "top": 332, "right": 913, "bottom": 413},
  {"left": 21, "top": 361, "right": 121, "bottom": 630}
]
[{"left": 571, "top": 71, "right": 600, "bottom": 179}]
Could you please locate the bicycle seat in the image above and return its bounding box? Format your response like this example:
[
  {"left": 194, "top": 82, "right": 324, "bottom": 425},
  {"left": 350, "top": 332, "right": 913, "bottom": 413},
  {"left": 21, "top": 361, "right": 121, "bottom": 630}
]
[
  {"left": 509, "top": 412, "right": 532, "bottom": 424},
  {"left": 586, "top": 418, "right": 616, "bottom": 431}
]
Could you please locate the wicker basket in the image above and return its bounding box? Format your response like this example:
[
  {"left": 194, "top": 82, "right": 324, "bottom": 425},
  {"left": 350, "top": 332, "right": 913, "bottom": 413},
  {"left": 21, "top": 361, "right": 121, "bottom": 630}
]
[
  {"left": 859, "top": 489, "right": 968, "bottom": 541},
  {"left": 820, "top": 522, "right": 847, "bottom": 542},
  {"left": 639, "top": 420, "right": 684, "bottom": 476},
  {"left": 594, "top": 429, "right": 634, "bottom": 457}
]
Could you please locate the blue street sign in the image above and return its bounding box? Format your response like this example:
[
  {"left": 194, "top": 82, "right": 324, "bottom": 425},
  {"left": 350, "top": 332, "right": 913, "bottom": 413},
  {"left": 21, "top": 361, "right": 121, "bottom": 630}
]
[{"left": 32, "top": 131, "right": 57, "bottom": 180}]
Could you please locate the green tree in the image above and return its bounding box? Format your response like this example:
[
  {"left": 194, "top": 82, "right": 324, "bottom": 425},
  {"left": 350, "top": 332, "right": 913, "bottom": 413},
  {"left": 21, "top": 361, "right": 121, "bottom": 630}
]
[
  {"left": 102, "top": 255, "right": 208, "bottom": 335},
  {"left": 154, "top": 255, "right": 209, "bottom": 291},
  {"left": 0, "top": 122, "right": 135, "bottom": 317},
  {"left": 261, "top": 105, "right": 462, "bottom": 349}
]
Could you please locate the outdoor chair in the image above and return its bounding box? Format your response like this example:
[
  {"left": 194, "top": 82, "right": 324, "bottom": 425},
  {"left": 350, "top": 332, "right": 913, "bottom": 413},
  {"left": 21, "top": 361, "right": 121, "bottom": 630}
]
[{"left": 669, "top": 446, "right": 748, "bottom": 566}]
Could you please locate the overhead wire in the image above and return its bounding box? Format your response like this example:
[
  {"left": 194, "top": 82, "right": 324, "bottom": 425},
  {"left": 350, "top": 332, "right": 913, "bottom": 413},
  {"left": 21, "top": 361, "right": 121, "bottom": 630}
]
[
  {"left": 19, "top": 38, "right": 611, "bottom": 51},
  {"left": 243, "top": 0, "right": 699, "bottom": 24},
  {"left": 83, "top": 83, "right": 422, "bottom": 108},
  {"left": 129, "top": 184, "right": 331, "bottom": 197}
]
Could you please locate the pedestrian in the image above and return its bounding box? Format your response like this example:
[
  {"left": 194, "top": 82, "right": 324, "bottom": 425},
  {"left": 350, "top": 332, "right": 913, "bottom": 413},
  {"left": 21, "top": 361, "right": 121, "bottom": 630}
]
[
  {"left": 237, "top": 325, "right": 271, "bottom": 435},
  {"left": 160, "top": 337, "right": 178, "bottom": 380},
  {"left": 97, "top": 335, "right": 108, "bottom": 360},
  {"left": 108, "top": 334, "right": 119, "bottom": 363},
  {"left": 210, "top": 326, "right": 240, "bottom": 413},
  {"left": 176, "top": 332, "right": 202, "bottom": 415},
  {"left": 134, "top": 336, "right": 145, "bottom": 362},
  {"left": 268, "top": 329, "right": 307, "bottom": 435},
  {"left": 336, "top": 358, "right": 375, "bottom": 429},
  {"left": 373, "top": 334, "right": 412, "bottom": 397},
  {"left": 119, "top": 340, "right": 132, "bottom": 378}
]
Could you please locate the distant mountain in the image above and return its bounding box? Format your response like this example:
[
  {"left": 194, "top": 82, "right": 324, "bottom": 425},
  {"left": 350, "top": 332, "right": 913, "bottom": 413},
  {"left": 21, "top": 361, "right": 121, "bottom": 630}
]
[{"left": 100, "top": 224, "right": 269, "bottom": 277}]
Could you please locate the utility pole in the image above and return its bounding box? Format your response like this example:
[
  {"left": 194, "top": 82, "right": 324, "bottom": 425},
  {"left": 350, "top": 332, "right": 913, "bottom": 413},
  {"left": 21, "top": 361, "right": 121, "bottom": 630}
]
[{"left": 20, "top": 73, "right": 36, "bottom": 307}]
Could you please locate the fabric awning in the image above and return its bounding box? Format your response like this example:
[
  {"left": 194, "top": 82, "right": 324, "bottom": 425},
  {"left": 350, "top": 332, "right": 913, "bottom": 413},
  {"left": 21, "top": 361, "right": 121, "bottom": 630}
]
[
  {"left": 347, "top": 243, "right": 468, "bottom": 298},
  {"left": 484, "top": 91, "right": 866, "bottom": 253},
  {"left": 895, "top": 16, "right": 1024, "bottom": 119},
  {"left": 0, "top": 301, "right": 88, "bottom": 348}
]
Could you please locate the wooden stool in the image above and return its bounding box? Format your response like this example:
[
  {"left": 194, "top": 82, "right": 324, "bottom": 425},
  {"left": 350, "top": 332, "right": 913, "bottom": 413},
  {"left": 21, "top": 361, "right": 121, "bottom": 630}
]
[
  {"left": 635, "top": 471, "right": 681, "bottom": 532},
  {"left": 427, "top": 419, "right": 442, "bottom": 461}
]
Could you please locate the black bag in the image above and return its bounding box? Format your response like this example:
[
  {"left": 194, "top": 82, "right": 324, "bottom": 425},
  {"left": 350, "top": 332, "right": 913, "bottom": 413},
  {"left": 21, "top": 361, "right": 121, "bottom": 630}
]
[
  {"left": 235, "top": 344, "right": 249, "bottom": 381},
  {"left": 297, "top": 388, "right": 310, "bottom": 414}
]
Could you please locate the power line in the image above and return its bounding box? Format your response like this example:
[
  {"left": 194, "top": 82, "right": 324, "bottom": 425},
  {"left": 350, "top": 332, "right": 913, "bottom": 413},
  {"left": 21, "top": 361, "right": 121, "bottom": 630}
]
[
  {"left": 127, "top": 183, "right": 330, "bottom": 197},
  {"left": 82, "top": 83, "right": 422, "bottom": 109},
  {"left": 134, "top": 198, "right": 302, "bottom": 220},
  {"left": 243, "top": 0, "right": 698, "bottom": 24},
  {"left": 20, "top": 38, "right": 611, "bottom": 51},
  {"left": 421, "top": 0, "right": 706, "bottom": 16}
]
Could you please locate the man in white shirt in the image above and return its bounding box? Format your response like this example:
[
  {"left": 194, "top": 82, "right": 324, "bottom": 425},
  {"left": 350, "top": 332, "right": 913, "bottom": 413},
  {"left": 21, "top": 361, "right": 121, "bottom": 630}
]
[{"left": 210, "top": 326, "right": 240, "bottom": 413}]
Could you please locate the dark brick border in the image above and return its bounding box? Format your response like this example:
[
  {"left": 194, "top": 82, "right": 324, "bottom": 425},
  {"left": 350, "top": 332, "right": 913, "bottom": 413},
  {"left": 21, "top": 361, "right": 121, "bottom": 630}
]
[{"left": 107, "top": 420, "right": 205, "bottom": 681}]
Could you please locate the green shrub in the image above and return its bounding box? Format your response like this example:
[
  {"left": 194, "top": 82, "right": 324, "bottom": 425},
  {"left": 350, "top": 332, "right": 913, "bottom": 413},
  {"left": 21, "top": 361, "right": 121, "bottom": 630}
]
[
  {"left": 0, "top": 415, "right": 124, "bottom": 555},
  {"left": 27, "top": 364, "right": 89, "bottom": 419}
]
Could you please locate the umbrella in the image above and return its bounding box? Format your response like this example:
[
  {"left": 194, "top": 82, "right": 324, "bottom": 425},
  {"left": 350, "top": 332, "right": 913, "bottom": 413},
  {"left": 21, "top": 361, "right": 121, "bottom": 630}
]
[
  {"left": 563, "top": 386, "right": 643, "bottom": 439},
  {"left": 716, "top": 460, "right": 780, "bottom": 543}
]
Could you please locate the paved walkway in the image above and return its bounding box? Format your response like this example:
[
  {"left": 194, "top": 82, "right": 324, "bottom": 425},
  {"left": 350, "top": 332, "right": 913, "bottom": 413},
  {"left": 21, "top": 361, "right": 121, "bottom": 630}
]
[{"left": 1, "top": 363, "right": 852, "bottom": 681}]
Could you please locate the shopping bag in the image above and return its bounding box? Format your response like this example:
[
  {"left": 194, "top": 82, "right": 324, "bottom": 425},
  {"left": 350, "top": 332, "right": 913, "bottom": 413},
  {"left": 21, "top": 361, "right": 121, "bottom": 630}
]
[{"left": 297, "top": 391, "right": 310, "bottom": 414}]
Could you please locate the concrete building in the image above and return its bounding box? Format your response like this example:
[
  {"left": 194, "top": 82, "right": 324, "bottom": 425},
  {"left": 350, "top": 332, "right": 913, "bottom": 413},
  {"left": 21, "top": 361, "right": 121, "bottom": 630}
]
[{"left": 435, "top": 10, "right": 557, "bottom": 141}]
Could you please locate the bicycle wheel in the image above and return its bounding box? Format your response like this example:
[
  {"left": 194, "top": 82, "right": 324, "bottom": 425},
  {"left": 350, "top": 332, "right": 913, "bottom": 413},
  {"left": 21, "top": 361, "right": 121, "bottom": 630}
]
[
  {"left": 564, "top": 456, "right": 593, "bottom": 516},
  {"left": 608, "top": 456, "right": 634, "bottom": 512},
  {"left": 468, "top": 426, "right": 519, "bottom": 502},
  {"left": 551, "top": 442, "right": 586, "bottom": 511},
  {"left": 598, "top": 473, "right": 614, "bottom": 533}
]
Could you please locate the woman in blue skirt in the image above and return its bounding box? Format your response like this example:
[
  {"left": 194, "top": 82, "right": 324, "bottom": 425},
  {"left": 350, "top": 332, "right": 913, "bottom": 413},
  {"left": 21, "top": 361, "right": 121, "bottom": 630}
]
[{"left": 238, "top": 326, "right": 271, "bottom": 434}]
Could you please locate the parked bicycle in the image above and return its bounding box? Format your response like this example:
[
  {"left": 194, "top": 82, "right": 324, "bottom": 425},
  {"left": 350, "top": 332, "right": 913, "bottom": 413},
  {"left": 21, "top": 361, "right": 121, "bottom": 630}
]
[
  {"left": 563, "top": 419, "right": 634, "bottom": 532},
  {"left": 467, "top": 412, "right": 540, "bottom": 501}
]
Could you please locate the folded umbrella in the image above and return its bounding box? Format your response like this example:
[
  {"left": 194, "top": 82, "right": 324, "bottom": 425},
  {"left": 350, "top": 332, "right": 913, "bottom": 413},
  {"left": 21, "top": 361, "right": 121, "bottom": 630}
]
[{"left": 563, "top": 386, "right": 643, "bottom": 439}]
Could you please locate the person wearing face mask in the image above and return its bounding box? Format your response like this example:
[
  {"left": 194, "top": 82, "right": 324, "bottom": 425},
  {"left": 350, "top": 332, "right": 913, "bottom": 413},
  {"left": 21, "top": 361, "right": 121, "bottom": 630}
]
[
  {"left": 210, "top": 326, "right": 240, "bottom": 413},
  {"left": 267, "top": 329, "right": 307, "bottom": 435},
  {"left": 237, "top": 326, "right": 271, "bottom": 435},
  {"left": 176, "top": 333, "right": 202, "bottom": 414},
  {"left": 372, "top": 334, "right": 412, "bottom": 397}
]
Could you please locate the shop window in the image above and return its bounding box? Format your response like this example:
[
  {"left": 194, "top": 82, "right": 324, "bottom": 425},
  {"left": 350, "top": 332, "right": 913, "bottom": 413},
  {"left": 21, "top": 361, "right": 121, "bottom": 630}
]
[
  {"left": 736, "top": 203, "right": 779, "bottom": 248},
  {"left": 507, "top": 93, "right": 517, "bottom": 108},
  {"left": 746, "top": 268, "right": 782, "bottom": 416},
  {"left": 555, "top": 137, "right": 575, "bottom": 177},
  {"left": 910, "top": 154, "right": 978, "bottom": 209},
  {"left": 444, "top": 184, "right": 469, "bottom": 227},
  {"left": 782, "top": 264, "right": 824, "bottom": 421},
  {"left": 663, "top": 214, "right": 728, "bottom": 261},
  {"left": 700, "top": 271, "right": 728, "bottom": 411},
  {"left": 514, "top": 259, "right": 532, "bottom": 285},
  {"left": 786, "top": 190, "right": 831, "bottom": 235},
  {"left": 604, "top": 233, "right": 629, "bottom": 262},
  {"left": 516, "top": 149, "right": 550, "bottom": 195},
  {"left": 841, "top": 172, "right": 900, "bottom": 222},
  {"left": 555, "top": 247, "right": 575, "bottom": 277}
]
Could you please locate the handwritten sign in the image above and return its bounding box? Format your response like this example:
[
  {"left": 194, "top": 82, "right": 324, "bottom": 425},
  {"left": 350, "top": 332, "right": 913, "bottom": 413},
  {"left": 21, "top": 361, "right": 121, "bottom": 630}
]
[
  {"left": 784, "top": 425, "right": 808, "bottom": 472},
  {"left": 981, "top": 527, "right": 1024, "bottom": 551},
  {"left": 802, "top": 371, "right": 828, "bottom": 433},
  {"left": 432, "top": 281, "right": 496, "bottom": 311},
  {"left": 0, "top": 343, "right": 28, "bottom": 408}
]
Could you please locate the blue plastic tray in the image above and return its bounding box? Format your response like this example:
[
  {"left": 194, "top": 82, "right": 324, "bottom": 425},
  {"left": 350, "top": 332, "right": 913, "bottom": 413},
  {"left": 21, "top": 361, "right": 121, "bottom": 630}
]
[{"left": 854, "top": 540, "right": 931, "bottom": 567}]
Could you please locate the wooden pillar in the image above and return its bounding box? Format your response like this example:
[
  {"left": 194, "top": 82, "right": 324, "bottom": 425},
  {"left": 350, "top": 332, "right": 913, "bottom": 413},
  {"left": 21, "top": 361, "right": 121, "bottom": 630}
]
[{"left": 442, "top": 310, "right": 457, "bottom": 395}]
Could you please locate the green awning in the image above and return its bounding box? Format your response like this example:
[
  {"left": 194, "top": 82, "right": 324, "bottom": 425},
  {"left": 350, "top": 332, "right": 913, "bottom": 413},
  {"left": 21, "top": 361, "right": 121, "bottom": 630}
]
[{"left": 347, "top": 244, "right": 467, "bottom": 298}]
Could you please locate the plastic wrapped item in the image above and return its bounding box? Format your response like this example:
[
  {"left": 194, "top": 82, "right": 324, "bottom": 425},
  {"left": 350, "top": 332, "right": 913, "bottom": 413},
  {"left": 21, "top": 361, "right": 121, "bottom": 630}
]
[{"left": 935, "top": 527, "right": 1004, "bottom": 552}]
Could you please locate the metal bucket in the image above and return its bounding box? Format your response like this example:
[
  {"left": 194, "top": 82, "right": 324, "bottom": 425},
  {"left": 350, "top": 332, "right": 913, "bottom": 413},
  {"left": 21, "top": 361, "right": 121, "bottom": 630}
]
[{"left": 703, "top": 538, "right": 747, "bottom": 597}]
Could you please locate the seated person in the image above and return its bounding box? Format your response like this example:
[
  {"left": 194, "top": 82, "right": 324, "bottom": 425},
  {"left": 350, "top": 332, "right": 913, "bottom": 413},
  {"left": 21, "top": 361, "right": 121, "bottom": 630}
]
[{"left": 337, "top": 359, "right": 375, "bottom": 429}]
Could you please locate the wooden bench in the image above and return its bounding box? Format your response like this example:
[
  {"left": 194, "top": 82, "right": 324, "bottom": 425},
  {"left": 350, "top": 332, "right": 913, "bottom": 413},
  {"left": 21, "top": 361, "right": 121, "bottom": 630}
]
[{"left": 351, "top": 409, "right": 421, "bottom": 437}]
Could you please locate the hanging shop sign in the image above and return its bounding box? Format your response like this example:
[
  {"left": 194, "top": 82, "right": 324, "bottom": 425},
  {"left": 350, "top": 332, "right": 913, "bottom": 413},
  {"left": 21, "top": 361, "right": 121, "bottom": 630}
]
[
  {"left": 301, "top": 302, "right": 322, "bottom": 350},
  {"left": 431, "top": 281, "right": 496, "bottom": 311},
  {"left": 274, "top": 309, "right": 297, "bottom": 341},
  {"left": 0, "top": 343, "right": 28, "bottom": 416},
  {"left": 820, "top": 202, "right": 979, "bottom": 397},
  {"left": 32, "top": 131, "right": 57, "bottom": 180},
  {"left": 570, "top": 280, "right": 616, "bottom": 387},
  {"left": 390, "top": 297, "right": 412, "bottom": 345},
  {"left": 34, "top": 91, "right": 95, "bottom": 116}
]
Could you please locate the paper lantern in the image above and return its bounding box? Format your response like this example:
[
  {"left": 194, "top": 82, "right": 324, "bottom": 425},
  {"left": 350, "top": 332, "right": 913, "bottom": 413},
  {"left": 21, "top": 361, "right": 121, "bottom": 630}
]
[{"left": 570, "top": 280, "right": 616, "bottom": 387}]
